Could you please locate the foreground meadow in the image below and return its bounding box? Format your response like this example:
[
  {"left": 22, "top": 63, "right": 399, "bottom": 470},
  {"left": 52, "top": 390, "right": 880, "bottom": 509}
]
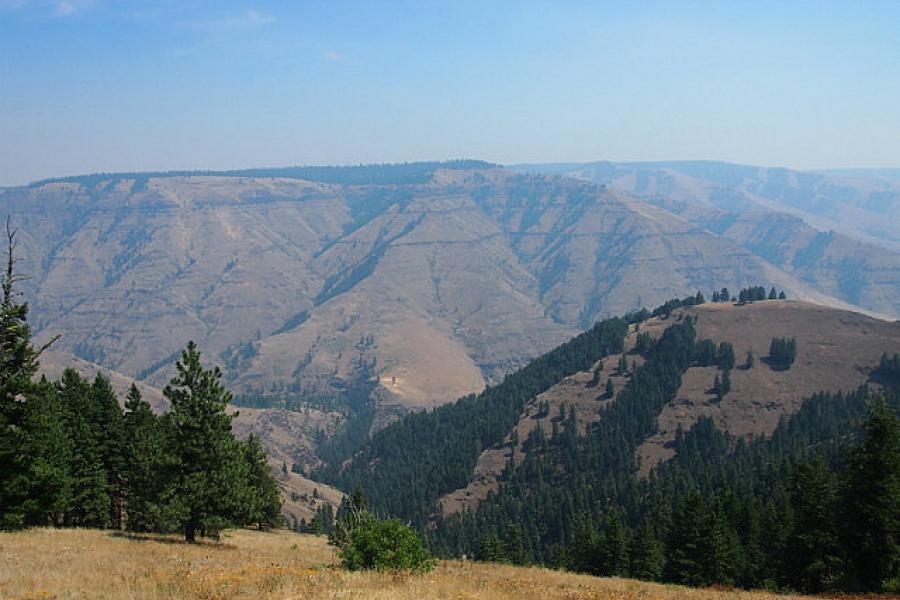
[{"left": 0, "top": 528, "right": 856, "bottom": 600}]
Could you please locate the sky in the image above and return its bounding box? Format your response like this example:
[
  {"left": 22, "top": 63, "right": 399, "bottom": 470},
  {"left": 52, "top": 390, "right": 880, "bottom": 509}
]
[{"left": 1, "top": 1, "right": 899, "bottom": 185}]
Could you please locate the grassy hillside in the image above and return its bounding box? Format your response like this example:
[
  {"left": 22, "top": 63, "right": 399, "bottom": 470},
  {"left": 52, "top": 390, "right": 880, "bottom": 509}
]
[
  {"left": 442, "top": 299, "right": 900, "bottom": 513},
  {"left": 0, "top": 527, "right": 837, "bottom": 600}
]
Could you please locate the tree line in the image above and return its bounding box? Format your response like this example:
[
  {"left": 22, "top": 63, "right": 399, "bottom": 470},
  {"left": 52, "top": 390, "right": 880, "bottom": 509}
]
[
  {"left": 711, "top": 286, "right": 786, "bottom": 303},
  {"left": 0, "top": 227, "right": 281, "bottom": 541}
]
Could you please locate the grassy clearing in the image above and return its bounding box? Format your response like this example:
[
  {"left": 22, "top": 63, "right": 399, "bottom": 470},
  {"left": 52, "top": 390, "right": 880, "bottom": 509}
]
[{"left": 0, "top": 528, "right": 847, "bottom": 600}]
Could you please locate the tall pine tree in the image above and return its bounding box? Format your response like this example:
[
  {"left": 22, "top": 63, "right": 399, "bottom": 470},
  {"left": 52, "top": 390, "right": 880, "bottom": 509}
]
[{"left": 840, "top": 396, "right": 900, "bottom": 591}]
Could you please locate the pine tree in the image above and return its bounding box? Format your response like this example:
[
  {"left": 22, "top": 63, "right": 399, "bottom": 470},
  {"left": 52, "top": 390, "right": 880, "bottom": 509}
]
[
  {"left": 0, "top": 221, "right": 55, "bottom": 428},
  {"left": 605, "top": 378, "right": 614, "bottom": 399},
  {"left": 665, "top": 492, "right": 711, "bottom": 586},
  {"left": 717, "top": 342, "right": 735, "bottom": 370},
  {"left": 123, "top": 383, "right": 174, "bottom": 532},
  {"left": 0, "top": 222, "right": 58, "bottom": 528},
  {"left": 478, "top": 532, "right": 505, "bottom": 562},
  {"left": 784, "top": 456, "right": 841, "bottom": 593},
  {"left": 5, "top": 380, "right": 72, "bottom": 527},
  {"left": 769, "top": 287, "right": 778, "bottom": 300},
  {"left": 166, "top": 341, "right": 243, "bottom": 542},
  {"left": 569, "top": 515, "right": 601, "bottom": 574},
  {"left": 629, "top": 521, "right": 664, "bottom": 581},
  {"left": 840, "top": 397, "right": 900, "bottom": 591},
  {"left": 502, "top": 523, "right": 529, "bottom": 565},
  {"left": 708, "top": 507, "right": 740, "bottom": 586},
  {"left": 768, "top": 337, "right": 797, "bottom": 370},
  {"left": 713, "top": 373, "right": 724, "bottom": 401},
  {"left": 599, "top": 512, "right": 629, "bottom": 576},
  {"left": 57, "top": 369, "right": 110, "bottom": 528},
  {"left": 90, "top": 374, "right": 126, "bottom": 528},
  {"left": 240, "top": 433, "right": 282, "bottom": 529}
]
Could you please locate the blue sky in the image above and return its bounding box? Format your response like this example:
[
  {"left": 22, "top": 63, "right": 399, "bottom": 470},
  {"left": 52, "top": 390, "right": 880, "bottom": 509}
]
[{"left": 1, "top": 1, "right": 899, "bottom": 184}]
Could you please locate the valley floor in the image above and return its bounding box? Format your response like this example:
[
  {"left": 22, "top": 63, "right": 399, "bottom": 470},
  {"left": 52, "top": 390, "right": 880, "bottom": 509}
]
[{"left": 0, "top": 528, "right": 852, "bottom": 600}]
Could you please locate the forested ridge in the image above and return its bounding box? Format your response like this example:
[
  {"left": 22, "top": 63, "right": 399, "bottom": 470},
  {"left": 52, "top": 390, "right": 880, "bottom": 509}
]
[
  {"left": 315, "top": 318, "right": 629, "bottom": 523},
  {"left": 314, "top": 294, "right": 899, "bottom": 593}
]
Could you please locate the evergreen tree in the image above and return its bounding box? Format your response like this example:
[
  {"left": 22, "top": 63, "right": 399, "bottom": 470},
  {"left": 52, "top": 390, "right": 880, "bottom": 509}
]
[
  {"left": 717, "top": 342, "right": 736, "bottom": 370},
  {"left": 713, "top": 373, "right": 725, "bottom": 401},
  {"left": 769, "top": 287, "right": 778, "bottom": 300},
  {"left": 767, "top": 337, "right": 797, "bottom": 370},
  {"left": 569, "top": 515, "right": 601, "bottom": 574},
  {"left": 478, "top": 532, "right": 505, "bottom": 562},
  {"left": 90, "top": 375, "right": 126, "bottom": 528},
  {"left": 0, "top": 221, "right": 55, "bottom": 428},
  {"left": 722, "top": 367, "right": 731, "bottom": 394},
  {"left": 166, "top": 341, "right": 245, "bottom": 542},
  {"left": 784, "top": 456, "right": 841, "bottom": 593},
  {"left": 629, "top": 521, "right": 664, "bottom": 581},
  {"left": 123, "top": 384, "right": 175, "bottom": 532},
  {"left": 240, "top": 433, "right": 282, "bottom": 529},
  {"left": 0, "top": 222, "right": 58, "bottom": 528},
  {"left": 599, "top": 512, "right": 629, "bottom": 576},
  {"left": 840, "top": 397, "right": 900, "bottom": 591},
  {"left": 502, "top": 523, "right": 529, "bottom": 565},
  {"left": 665, "top": 492, "right": 711, "bottom": 586},
  {"left": 605, "top": 378, "right": 614, "bottom": 399},
  {"left": 4, "top": 380, "right": 72, "bottom": 527},
  {"left": 707, "top": 506, "right": 740, "bottom": 586},
  {"left": 57, "top": 369, "right": 110, "bottom": 528},
  {"left": 744, "top": 350, "right": 754, "bottom": 370}
]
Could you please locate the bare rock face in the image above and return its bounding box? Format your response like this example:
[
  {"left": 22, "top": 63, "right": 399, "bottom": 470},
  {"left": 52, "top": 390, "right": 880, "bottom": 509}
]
[{"left": 3, "top": 164, "right": 865, "bottom": 430}]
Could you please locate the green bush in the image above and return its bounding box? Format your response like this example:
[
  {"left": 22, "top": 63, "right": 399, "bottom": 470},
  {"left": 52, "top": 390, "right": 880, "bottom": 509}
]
[{"left": 330, "top": 508, "right": 435, "bottom": 572}]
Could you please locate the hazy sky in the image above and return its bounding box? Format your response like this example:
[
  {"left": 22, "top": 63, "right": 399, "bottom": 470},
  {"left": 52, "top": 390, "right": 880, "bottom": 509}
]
[{"left": 1, "top": 1, "right": 899, "bottom": 185}]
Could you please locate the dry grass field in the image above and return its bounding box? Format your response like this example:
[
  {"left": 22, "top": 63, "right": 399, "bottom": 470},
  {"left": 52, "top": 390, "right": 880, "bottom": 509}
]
[{"left": 0, "top": 527, "right": 857, "bottom": 600}]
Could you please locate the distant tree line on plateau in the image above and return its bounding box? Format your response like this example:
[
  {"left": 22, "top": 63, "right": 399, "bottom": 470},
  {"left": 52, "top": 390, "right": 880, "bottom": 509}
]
[
  {"left": 712, "top": 285, "right": 786, "bottom": 303},
  {"left": 0, "top": 225, "right": 281, "bottom": 541}
]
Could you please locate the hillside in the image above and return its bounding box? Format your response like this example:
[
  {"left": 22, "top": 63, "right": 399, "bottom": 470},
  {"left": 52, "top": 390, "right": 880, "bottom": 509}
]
[
  {"left": 441, "top": 300, "right": 900, "bottom": 514},
  {"left": 0, "top": 527, "right": 835, "bottom": 600},
  {"left": 1, "top": 163, "right": 866, "bottom": 441},
  {"left": 517, "top": 161, "right": 900, "bottom": 318}
]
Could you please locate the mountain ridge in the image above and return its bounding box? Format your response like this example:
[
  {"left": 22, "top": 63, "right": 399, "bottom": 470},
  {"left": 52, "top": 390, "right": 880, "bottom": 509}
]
[{"left": 3, "top": 161, "right": 893, "bottom": 449}]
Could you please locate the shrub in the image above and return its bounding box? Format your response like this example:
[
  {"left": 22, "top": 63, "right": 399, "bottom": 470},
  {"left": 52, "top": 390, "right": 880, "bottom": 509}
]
[
  {"left": 337, "top": 513, "right": 435, "bottom": 572},
  {"left": 329, "top": 497, "right": 435, "bottom": 572}
]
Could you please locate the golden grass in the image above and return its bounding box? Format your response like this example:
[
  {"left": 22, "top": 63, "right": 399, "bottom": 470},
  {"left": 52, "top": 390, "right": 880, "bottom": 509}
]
[{"left": 0, "top": 528, "right": 840, "bottom": 600}]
